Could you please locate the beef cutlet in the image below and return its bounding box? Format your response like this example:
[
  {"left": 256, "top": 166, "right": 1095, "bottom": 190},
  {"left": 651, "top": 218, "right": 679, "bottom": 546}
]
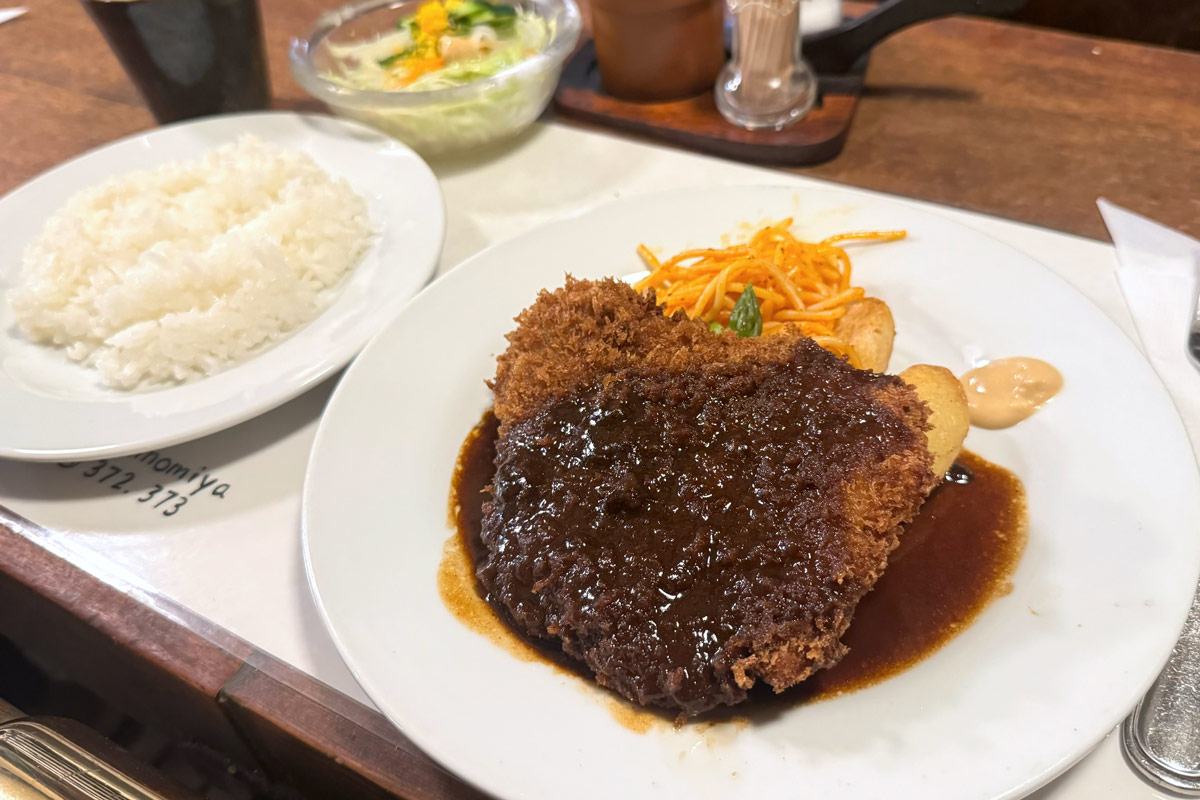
[{"left": 479, "top": 277, "right": 962, "bottom": 716}]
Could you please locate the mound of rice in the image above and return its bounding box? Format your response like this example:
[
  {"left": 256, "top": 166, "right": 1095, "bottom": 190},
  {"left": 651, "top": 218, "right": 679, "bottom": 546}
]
[{"left": 8, "top": 135, "right": 375, "bottom": 390}]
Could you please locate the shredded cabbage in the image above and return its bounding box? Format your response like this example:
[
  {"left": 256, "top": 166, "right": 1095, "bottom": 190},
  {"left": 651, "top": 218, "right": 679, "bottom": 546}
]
[
  {"left": 406, "top": 15, "right": 552, "bottom": 89},
  {"left": 321, "top": 11, "right": 556, "bottom": 155}
]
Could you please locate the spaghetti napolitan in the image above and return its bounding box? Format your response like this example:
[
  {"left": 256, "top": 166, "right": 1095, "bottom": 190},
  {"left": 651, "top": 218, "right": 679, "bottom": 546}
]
[{"left": 634, "top": 219, "right": 904, "bottom": 367}]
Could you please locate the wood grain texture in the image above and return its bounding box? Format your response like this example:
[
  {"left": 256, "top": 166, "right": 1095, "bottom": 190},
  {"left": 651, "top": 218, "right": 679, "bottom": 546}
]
[
  {"left": 2, "top": 0, "right": 1199, "bottom": 239},
  {"left": 1016, "top": 0, "right": 1200, "bottom": 52},
  {"left": 1, "top": 4, "right": 1200, "bottom": 796},
  {"left": 0, "top": 511, "right": 255, "bottom": 761},
  {"left": 221, "top": 655, "right": 487, "bottom": 800},
  {"left": 554, "top": 41, "right": 862, "bottom": 165},
  {"left": 0, "top": 509, "right": 474, "bottom": 799},
  {"left": 798, "top": 15, "right": 1200, "bottom": 239}
]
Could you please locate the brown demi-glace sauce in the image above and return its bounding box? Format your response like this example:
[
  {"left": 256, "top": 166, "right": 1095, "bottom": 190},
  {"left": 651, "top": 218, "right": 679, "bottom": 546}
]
[{"left": 441, "top": 409, "right": 1026, "bottom": 716}]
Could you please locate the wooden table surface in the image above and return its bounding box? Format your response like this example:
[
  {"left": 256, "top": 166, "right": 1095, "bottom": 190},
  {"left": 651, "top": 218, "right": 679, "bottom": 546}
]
[
  {"left": 3, "top": 0, "right": 1200, "bottom": 240},
  {"left": 2, "top": 5, "right": 1198, "bottom": 798}
]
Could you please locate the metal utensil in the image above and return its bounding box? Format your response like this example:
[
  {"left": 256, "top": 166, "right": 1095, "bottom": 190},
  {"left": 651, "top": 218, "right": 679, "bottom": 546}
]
[
  {"left": 1127, "top": 266, "right": 1200, "bottom": 792},
  {"left": 1104, "top": 201, "right": 1200, "bottom": 793},
  {"left": 1122, "top": 588, "right": 1200, "bottom": 795},
  {"left": 0, "top": 700, "right": 199, "bottom": 800}
]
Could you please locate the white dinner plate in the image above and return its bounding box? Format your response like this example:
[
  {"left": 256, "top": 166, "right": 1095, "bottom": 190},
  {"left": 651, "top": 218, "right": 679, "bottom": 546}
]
[
  {"left": 0, "top": 111, "right": 444, "bottom": 461},
  {"left": 303, "top": 186, "right": 1200, "bottom": 800}
]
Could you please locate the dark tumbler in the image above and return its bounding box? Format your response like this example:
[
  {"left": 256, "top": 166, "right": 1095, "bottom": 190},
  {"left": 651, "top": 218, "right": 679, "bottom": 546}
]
[{"left": 82, "top": 0, "right": 271, "bottom": 123}]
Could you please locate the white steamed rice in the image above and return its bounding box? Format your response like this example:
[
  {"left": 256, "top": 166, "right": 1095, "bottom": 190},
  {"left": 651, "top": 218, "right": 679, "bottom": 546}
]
[{"left": 8, "top": 135, "right": 375, "bottom": 390}]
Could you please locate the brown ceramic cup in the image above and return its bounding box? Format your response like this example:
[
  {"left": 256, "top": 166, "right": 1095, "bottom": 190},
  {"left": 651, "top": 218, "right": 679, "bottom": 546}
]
[{"left": 590, "top": 0, "right": 726, "bottom": 102}]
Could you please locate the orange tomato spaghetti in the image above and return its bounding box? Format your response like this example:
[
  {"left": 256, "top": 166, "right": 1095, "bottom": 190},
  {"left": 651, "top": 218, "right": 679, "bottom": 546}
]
[{"left": 634, "top": 219, "right": 905, "bottom": 359}]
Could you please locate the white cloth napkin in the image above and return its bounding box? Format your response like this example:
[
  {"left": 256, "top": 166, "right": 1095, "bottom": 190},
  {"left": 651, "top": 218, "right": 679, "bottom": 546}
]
[
  {"left": 0, "top": 7, "right": 26, "bottom": 25},
  {"left": 1100, "top": 199, "right": 1200, "bottom": 453}
]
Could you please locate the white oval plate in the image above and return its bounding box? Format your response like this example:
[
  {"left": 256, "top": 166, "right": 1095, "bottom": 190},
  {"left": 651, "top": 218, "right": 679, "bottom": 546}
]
[
  {"left": 0, "top": 111, "right": 444, "bottom": 461},
  {"left": 303, "top": 186, "right": 1200, "bottom": 800}
]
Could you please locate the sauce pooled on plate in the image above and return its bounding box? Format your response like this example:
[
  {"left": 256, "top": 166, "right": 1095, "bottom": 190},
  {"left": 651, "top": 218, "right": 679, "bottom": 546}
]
[{"left": 441, "top": 410, "right": 1027, "bottom": 720}]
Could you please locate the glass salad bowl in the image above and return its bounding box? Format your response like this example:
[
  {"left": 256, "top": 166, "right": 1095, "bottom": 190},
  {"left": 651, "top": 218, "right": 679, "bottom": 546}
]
[{"left": 290, "top": 0, "right": 581, "bottom": 156}]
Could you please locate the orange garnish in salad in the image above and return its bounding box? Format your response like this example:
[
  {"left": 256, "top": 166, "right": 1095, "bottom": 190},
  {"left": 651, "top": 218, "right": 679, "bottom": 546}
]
[
  {"left": 395, "top": 55, "right": 446, "bottom": 86},
  {"left": 415, "top": 2, "right": 450, "bottom": 35}
]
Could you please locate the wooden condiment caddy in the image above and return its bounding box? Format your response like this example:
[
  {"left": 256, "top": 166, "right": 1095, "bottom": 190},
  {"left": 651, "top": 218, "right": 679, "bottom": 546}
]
[{"left": 555, "top": 0, "right": 1027, "bottom": 165}]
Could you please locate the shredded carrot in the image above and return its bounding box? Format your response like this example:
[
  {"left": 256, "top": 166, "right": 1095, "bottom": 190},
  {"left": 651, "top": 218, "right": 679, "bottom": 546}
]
[{"left": 634, "top": 220, "right": 905, "bottom": 365}]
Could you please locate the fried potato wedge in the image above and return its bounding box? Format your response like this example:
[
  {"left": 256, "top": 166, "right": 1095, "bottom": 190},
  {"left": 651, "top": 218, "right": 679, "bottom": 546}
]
[
  {"left": 835, "top": 298, "right": 895, "bottom": 373},
  {"left": 900, "top": 364, "right": 970, "bottom": 478}
]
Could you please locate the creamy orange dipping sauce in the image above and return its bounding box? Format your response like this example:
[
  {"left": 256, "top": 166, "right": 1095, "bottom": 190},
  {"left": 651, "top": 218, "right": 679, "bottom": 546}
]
[{"left": 960, "top": 357, "right": 1063, "bottom": 429}]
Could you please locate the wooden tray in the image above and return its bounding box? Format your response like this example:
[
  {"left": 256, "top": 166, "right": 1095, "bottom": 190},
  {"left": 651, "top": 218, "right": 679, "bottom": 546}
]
[{"left": 553, "top": 40, "right": 868, "bottom": 166}]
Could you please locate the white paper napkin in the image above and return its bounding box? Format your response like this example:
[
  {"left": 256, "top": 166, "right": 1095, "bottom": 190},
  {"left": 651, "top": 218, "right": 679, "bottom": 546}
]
[
  {"left": 1100, "top": 199, "right": 1200, "bottom": 453},
  {"left": 0, "top": 7, "right": 27, "bottom": 25}
]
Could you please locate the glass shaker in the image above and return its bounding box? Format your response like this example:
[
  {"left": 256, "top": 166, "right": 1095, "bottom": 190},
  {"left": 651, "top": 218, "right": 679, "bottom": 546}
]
[{"left": 716, "top": 0, "right": 817, "bottom": 130}]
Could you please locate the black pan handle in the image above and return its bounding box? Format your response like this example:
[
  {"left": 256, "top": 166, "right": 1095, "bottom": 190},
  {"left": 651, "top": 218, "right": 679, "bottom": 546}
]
[{"left": 803, "top": 0, "right": 1028, "bottom": 74}]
